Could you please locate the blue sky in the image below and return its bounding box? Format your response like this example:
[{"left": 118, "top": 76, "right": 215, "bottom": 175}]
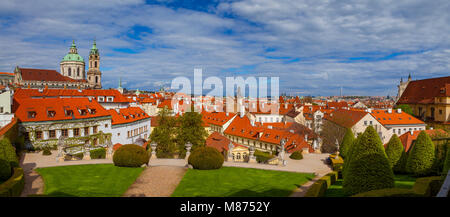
[{"left": 0, "top": 0, "right": 449, "bottom": 96}]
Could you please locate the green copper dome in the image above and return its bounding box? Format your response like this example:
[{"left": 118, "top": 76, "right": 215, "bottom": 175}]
[
  {"left": 61, "top": 40, "right": 85, "bottom": 63},
  {"left": 62, "top": 53, "right": 84, "bottom": 62}
]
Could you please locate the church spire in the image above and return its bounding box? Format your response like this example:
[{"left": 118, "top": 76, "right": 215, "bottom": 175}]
[
  {"left": 408, "top": 73, "right": 411, "bottom": 81},
  {"left": 90, "top": 39, "right": 99, "bottom": 55}
]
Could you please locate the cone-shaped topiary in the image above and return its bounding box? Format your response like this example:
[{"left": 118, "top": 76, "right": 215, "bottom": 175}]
[
  {"left": 385, "top": 134, "right": 404, "bottom": 171},
  {"left": 406, "top": 131, "right": 435, "bottom": 176},
  {"left": 188, "top": 146, "right": 224, "bottom": 170},
  {"left": 394, "top": 150, "right": 408, "bottom": 174},
  {"left": 343, "top": 153, "right": 395, "bottom": 196},
  {"left": 0, "top": 159, "right": 11, "bottom": 182},
  {"left": 343, "top": 126, "right": 393, "bottom": 195},
  {"left": 340, "top": 128, "right": 355, "bottom": 159},
  {"left": 113, "top": 144, "right": 150, "bottom": 167},
  {"left": 342, "top": 133, "right": 362, "bottom": 178}
]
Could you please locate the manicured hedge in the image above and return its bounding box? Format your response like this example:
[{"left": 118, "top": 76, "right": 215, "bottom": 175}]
[
  {"left": 0, "top": 167, "right": 25, "bottom": 197},
  {"left": 113, "top": 144, "right": 150, "bottom": 167},
  {"left": 412, "top": 176, "right": 443, "bottom": 197},
  {"left": 385, "top": 134, "right": 404, "bottom": 170},
  {"left": 254, "top": 150, "right": 274, "bottom": 163},
  {"left": 305, "top": 179, "right": 327, "bottom": 197},
  {"left": 352, "top": 188, "right": 421, "bottom": 197},
  {"left": 329, "top": 155, "right": 344, "bottom": 172},
  {"left": 340, "top": 128, "right": 355, "bottom": 159},
  {"left": 90, "top": 148, "right": 106, "bottom": 159},
  {"left": 188, "top": 146, "right": 224, "bottom": 170},
  {"left": 289, "top": 151, "right": 303, "bottom": 160},
  {"left": 304, "top": 172, "right": 339, "bottom": 197}
]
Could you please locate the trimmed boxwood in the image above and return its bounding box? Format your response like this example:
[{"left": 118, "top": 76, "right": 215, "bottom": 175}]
[
  {"left": 113, "top": 144, "right": 150, "bottom": 167},
  {"left": 406, "top": 131, "right": 435, "bottom": 176},
  {"left": 340, "top": 128, "right": 355, "bottom": 159},
  {"left": 0, "top": 167, "right": 25, "bottom": 197},
  {"left": 352, "top": 188, "right": 421, "bottom": 197},
  {"left": 329, "top": 155, "right": 344, "bottom": 172},
  {"left": 90, "top": 148, "right": 106, "bottom": 159},
  {"left": 0, "top": 138, "right": 19, "bottom": 168},
  {"left": 412, "top": 176, "right": 443, "bottom": 197},
  {"left": 42, "top": 148, "right": 52, "bottom": 156},
  {"left": 254, "top": 150, "right": 274, "bottom": 163},
  {"left": 343, "top": 153, "right": 395, "bottom": 196},
  {"left": 188, "top": 146, "right": 224, "bottom": 170},
  {"left": 289, "top": 151, "right": 303, "bottom": 160},
  {"left": 0, "top": 159, "right": 11, "bottom": 182},
  {"left": 305, "top": 179, "right": 327, "bottom": 197}
]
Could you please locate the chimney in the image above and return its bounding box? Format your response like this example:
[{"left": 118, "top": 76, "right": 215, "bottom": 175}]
[
  {"left": 410, "top": 131, "right": 413, "bottom": 135},
  {"left": 284, "top": 104, "right": 288, "bottom": 109},
  {"left": 367, "top": 108, "right": 372, "bottom": 113},
  {"left": 397, "top": 108, "right": 401, "bottom": 113},
  {"left": 289, "top": 129, "right": 294, "bottom": 133},
  {"left": 258, "top": 132, "right": 263, "bottom": 138},
  {"left": 268, "top": 125, "right": 272, "bottom": 129},
  {"left": 388, "top": 108, "right": 392, "bottom": 114},
  {"left": 226, "top": 112, "right": 229, "bottom": 116},
  {"left": 305, "top": 134, "right": 308, "bottom": 141}
]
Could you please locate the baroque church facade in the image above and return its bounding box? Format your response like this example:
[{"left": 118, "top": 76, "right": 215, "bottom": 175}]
[{"left": 14, "top": 40, "right": 102, "bottom": 89}]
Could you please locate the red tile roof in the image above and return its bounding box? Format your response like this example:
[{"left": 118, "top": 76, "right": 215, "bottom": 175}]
[
  {"left": 17, "top": 68, "right": 87, "bottom": 83},
  {"left": 224, "top": 115, "right": 312, "bottom": 153},
  {"left": 13, "top": 88, "right": 129, "bottom": 103},
  {"left": 327, "top": 101, "right": 348, "bottom": 109},
  {"left": 106, "top": 107, "right": 150, "bottom": 125},
  {"left": 398, "top": 129, "right": 447, "bottom": 152},
  {"left": 0, "top": 72, "right": 14, "bottom": 76},
  {"left": 206, "top": 131, "right": 243, "bottom": 152},
  {"left": 325, "top": 109, "right": 369, "bottom": 128},
  {"left": 14, "top": 98, "right": 110, "bottom": 122},
  {"left": 370, "top": 109, "right": 425, "bottom": 125},
  {"left": 397, "top": 76, "right": 450, "bottom": 104},
  {"left": 201, "top": 111, "right": 236, "bottom": 127}
]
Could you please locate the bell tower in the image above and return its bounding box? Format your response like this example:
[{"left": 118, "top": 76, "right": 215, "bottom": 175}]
[{"left": 87, "top": 40, "right": 102, "bottom": 89}]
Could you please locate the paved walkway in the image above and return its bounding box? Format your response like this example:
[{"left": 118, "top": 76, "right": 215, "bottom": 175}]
[
  {"left": 19, "top": 151, "right": 331, "bottom": 197},
  {"left": 123, "top": 166, "right": 187, "bottom": 197}
]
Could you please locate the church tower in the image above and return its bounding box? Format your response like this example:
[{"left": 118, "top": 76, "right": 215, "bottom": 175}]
[
  {"left": 60, "top": 40, "right": 85, "bottom": 80},
  {"left": 87, "top": 40, "right": 102, "bottom": 89},
  {"left": 396, "top": 73, "right": 412, "bottom": 103}
]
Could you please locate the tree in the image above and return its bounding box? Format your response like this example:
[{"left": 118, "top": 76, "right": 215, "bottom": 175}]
[
  {"left": 395, "top": 104, "right": 413, "bottom": 115},
  {"left": 442, "top": 143, "right": 450, "bottom": 176},
  {"left": 343, "top": 126, "right": 394, "bottom": 195},
  {"left": 0, "top": 138, "right": 18, "bottom": 181},
  {"left": 406, "top": 131, "right": 435, "bottom": 176},
  {"left": 385, "top": 134, "right": 404, "bottom": 172},
  {"left": 320, "top": 119, "right": 347, "bottom": 153},
  {"left": 340, "top": 128, "right": 355, "bottom": 159},
  {"left": 176, "top": 110, "right": 208, "bottom": 153},
  {"left": 150, "top": 107, "right": 177, "bottom": 157}
]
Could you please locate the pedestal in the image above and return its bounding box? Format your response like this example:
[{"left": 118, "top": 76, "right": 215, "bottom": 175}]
[
  {"left": 249, "top": 156, "right": 257, "bottom": 163},
  {"left": 83, "top": 149, "right": 91, "bottom": 160}
]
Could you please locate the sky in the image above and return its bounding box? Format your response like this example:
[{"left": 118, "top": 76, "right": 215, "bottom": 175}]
[{"left": 0, "top": 0, "right": 449, "bottom": 96}]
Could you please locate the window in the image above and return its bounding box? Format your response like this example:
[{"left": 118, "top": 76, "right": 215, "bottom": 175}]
[
  {"left": 105, "top": 124, "right": 108, "bottom": 128},
  {"left": 49, "top": 130, "right": 56, "bottom": 138},
  {"left": 364, "top": 121, "right": 367, "bottom": 126},
  {"left": 36, "top": 131, "right": 42, "bottom": 139},
  {"left": 61, "top": 129, "right": 68, "bottom": 137},
  {"left": 93, "top": 126, "right": 97, "bottom": 134},
  {"left": 98, "top": 97, "right": 105, "bottom": 102},
  {"left": 369, "top": 121, "right": 373, "bottom": 125},
  {"left": 28, "top": 111, "right": 36, "bottom": 118},
  {"left": 127, "top": 131, "right": 130, "bottom": 138},
  {"left": 84, "top": 127, "right": 89, "bottom": 135},
  {"left": 439, "top": 109, "right": 443, "bottom": 115},
  {"left": 68, "top": 68, "right": 71, "bottom": 76},
  {"left": 73, "top": 128, "right": 79, "bottom": 137},
  {"left": 0, "top": 107, "right": 3, "bottom": 113},
  {"left": 77, "top": 68, "right": 80, "bottom": 76},
  {"left": 47, "top": 110, "right": 56, "bottom": 117},
  {"left": 107, "top": 97, "right": 114, "bottom": 102}
]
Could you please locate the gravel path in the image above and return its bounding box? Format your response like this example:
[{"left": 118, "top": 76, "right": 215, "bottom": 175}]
[{"left": 123, "top": 166, "right": 187, "bottom": 197}]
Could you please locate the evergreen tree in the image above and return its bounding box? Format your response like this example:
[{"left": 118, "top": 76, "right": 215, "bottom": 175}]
[
  {"left": 340, "top": 128, "right": 355, "bottom": 159},
  {"left": 406, "top": 131, "right": 435, "bottom": 176},
  {"left": 150, "top": 107, "right": 177, "bottom": 157},
  {"left": 176, "top": 109, "right": 208, "bottom": 153},
  {"left": 385, "top": 134, "right": 404, "bottom": 171},
  {"left": 342, "top": 133, "right": 361, "bottom": 178},
  {"left": 0, "top": 138, "right": 18, "bottom": 181},
  {"left": 343, "top": 126, "right": 394, "bottom": 195}
]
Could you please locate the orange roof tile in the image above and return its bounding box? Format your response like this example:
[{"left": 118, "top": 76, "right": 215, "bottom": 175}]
[
  {"left": 18, "top": 68, "right": 87, "bottom": 83},
  {"left": 106, "top": 107, "right": 150, "bottom": 125},
  {"left": 14, "top": 88, "right": 129, "bottom": 103},
  {"left": 325, "top": 109, "right": 369, "bottom": 128},
  {"left": 398, "top": 129, "right": 447, "bottom": 152},
  {"left": 370, "top": 109, "right": 425, "bottom": 126},
  {"left": 397, "top": 76, "right": 450, "bottom": 104}
]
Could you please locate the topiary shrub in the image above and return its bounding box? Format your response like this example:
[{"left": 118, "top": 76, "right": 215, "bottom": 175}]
[
  {"left": 0, "top": 159, "right": 11, "bottom": 182},
  {"left": 0, "top": 138, "right": 19, "bottom": 168},
  {"left": 431, "top": 143, "right": 448, "bottom": 175},
  {"left": 42, "top": 148, "right": 52, "bottom": 156},
  {"left": 254, "top": 150, "right": 274, "bottom": 163},
  {"left": 90, "top": 148, "right": 106, "bottom": 159},
  {"left": 289, "top": 151, "right": 303, "bottom": 160},
  {"left": 340, "top": 128, "right": 355, "bottom": 159},
  {"left": 188, "top": 146, "right": 224, "bottom": 170},
  {"left": 352, "top": 188, "right": 421, "bottom": 197},
  {"left": 343, "top": 153, "right": 395, "bottom": 196},
  {"left": 412, "top": 176, "right": 443, "bottom": 197},
  {"left": 113, "top": 144, "right": 150, "bottom": 167},
  {"left": 385, "top": 134, "right": 404, "bottom": 171},
  {"left": 406, "top": 131, "right": 435, "bottom": 176},
  {"left": 342, "top": 133, "right": 362, "bottom": 178},
  {"left": 304, "top": 179, "right": 327, "bottom": 197}
]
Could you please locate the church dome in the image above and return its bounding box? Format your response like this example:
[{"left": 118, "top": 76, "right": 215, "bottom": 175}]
[{"left": 62, "top": 53, "right": 84, "bottom": 62}]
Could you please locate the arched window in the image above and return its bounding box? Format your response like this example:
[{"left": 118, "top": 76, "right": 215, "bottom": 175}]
[
  {"left": 77, "top": 68, "right": 80, "bottom": 76},
  {"left": 237, "top": 153, "right": 241, "bottom": 160},
  {"left": 95, "top": 76, "right": 98, "bottom": 84},
  {"left": 95, "top": 61, "right": 97, "bottom": 68},
  {"left": 68, "top": 68, "right": 71, "bottom": 76}
]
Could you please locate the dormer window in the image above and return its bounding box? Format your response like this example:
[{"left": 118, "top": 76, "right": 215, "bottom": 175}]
[
  {"left": 89, "top": 108, "right": 96, "bottom": 114},
  {"left": 65, "top": 109, "right": 73, "bottom": 116},
  {"left": 106, "top": 97, "right": 114, "bottom": 102},
  {"left": 79, "top": 109, "right": 87, "bottom": 116},
  {"left": 47, "top": 110, "right": 56, "bottom": 118},
  {"left": 28, "top": 111, "right": 36, "bottom": 118},
  {"left": 98, "top": 96, "right": 105, "bottom": 102}
]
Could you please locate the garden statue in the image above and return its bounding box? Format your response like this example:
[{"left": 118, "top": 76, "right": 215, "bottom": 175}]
[
  {"left": 56, "top": 137, "right": 65, "bottom": 162},
  {"left": 227, "top": 142, "right": 234, "bottom": 162},
  {"left": 279, "top": 139, "right": 286, "bottom": 166},
  {"left": 185, "top": 142, "right": 192, "bottom": 161},
  {"left": 248, "top": 146, "right": 256, "bottom": 163},
  {"left": 335, "top": 139, "right": 340, "bottom": 159},
  {"left": 83, "top": 146, "right": 91, "bottom": 160},
  {"left": 150, "top": 142, "right": 157, "bottom": 160},
  {"left": 106, "top": 140, "right": 113, "bottom": 159}
]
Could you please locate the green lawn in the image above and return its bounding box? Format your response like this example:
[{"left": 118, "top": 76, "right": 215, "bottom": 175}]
[
  {"left": 36, "top": 164, "right": 144, "bottom": 197},
  {"left": 171, "top": 167, "right": 315, "bottom": 197},
  {"left": 324, "top": 174, "right": 417, "bottom": 197}
]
